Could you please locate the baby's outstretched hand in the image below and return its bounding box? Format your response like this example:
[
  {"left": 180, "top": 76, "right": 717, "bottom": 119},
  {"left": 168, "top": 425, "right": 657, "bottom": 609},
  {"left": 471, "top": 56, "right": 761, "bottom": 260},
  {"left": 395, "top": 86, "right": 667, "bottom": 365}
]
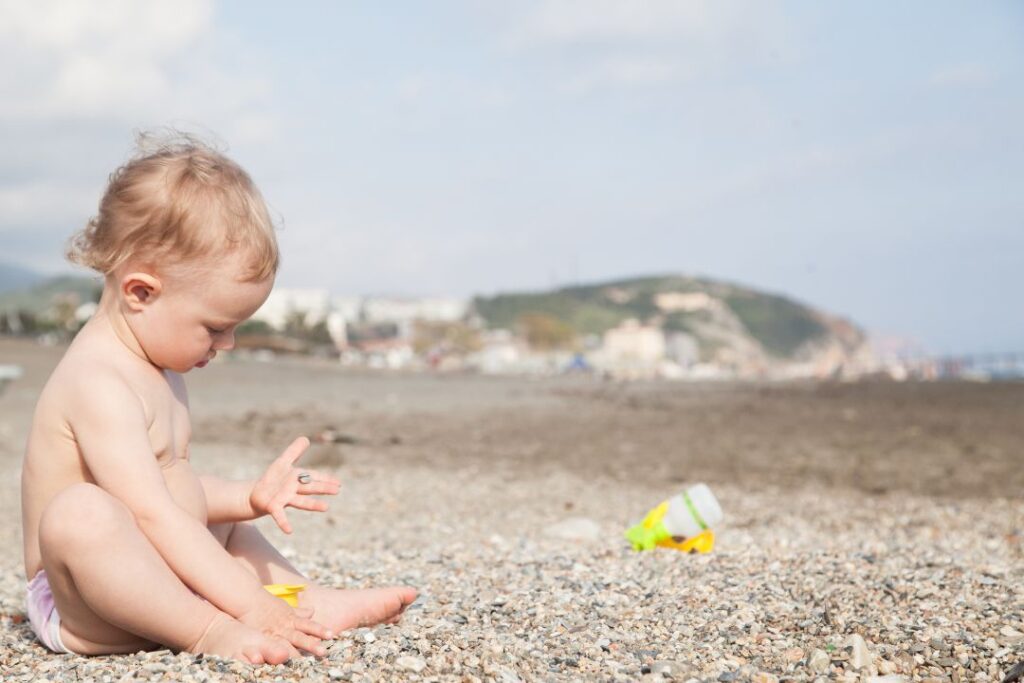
[{"left": 249, "top": 436, "right": 341, "bottom": 534}]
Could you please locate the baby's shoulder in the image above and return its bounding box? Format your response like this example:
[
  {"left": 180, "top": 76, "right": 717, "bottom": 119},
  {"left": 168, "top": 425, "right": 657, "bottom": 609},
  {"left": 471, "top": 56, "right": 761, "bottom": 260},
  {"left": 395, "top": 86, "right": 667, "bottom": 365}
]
[{"left": 41, "top": 345, "right": 157, "bottom": 426}]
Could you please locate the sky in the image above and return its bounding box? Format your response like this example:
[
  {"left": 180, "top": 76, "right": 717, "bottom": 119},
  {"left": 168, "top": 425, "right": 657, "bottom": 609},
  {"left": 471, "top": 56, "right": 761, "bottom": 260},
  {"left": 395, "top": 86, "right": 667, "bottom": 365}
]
[{"left": 0, "top": 1, "right": 1021, "bottom": 354}]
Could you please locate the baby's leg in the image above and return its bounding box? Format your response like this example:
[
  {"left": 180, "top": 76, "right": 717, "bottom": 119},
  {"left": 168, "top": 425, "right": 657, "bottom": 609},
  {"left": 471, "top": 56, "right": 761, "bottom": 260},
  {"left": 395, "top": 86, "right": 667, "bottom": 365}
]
[
  {"left": 212, "top": 521, "right": 417, "bottom": 632},
  {"left": 38, "top": 484, "right": 292, "bottom": 663}
]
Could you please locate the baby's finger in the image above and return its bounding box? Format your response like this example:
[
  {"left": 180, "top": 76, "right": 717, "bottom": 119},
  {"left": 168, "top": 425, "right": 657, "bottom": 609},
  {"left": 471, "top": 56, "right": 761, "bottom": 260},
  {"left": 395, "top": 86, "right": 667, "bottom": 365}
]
[
  {"left": 271, "top": 505, "right": 293, "bottom": 534},
  {"left": 297, "top": 483, "right": 340, "bottom": 499},
  {"left": 295, "top": 470, "right": 341, "bottom": 490},
  {"left": 288, "top": 629, "right": 326, "bottom": 657},
  {"left": 288, "top": 497, "right": 329, "bottom": 513},
  {"left": 277, "top": 436, "right": 311, "bottom": 467},
  {"left": 295, "top": 616, "right": 335, "bottom": 641},
  {"left": 306, "top": 469, "right": 341, "bottom": 487}
]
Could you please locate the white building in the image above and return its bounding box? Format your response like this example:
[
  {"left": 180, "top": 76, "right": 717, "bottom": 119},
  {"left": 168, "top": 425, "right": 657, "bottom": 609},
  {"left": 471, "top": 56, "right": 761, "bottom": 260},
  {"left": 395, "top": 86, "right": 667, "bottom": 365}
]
[
  {"left": 602, "top": 319, "right": 666, "bottom": 364},
  {"left": 665, "top": 332, "right": 700, "bottom": 367},
  {"left": 332, "top": 296, "right": 364, "bottom": 323},
  {"left": 587, "top": 319, "right": 668, "bottom": 379},
  {"left": 252, "top": 289, "right": 332, "bottom": 329},
  {"left": 250, "top": 290, "right": 469, "bottom": 354},
  {"left": 362, "top": 297, "right": 468, "bottom": 325},
  {"left": 654, "top": 291, "right": 717, "bottom": 313},
  {"left": 325, "top": 311, "right": 348, "bottom": 349}
]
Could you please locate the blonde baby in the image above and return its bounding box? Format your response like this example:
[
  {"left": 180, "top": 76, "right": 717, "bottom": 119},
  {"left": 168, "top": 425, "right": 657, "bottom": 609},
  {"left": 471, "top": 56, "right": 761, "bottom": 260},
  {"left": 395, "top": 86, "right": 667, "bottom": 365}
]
[{"left": 20, "top": 136, "right": 416, "bottom": 664}]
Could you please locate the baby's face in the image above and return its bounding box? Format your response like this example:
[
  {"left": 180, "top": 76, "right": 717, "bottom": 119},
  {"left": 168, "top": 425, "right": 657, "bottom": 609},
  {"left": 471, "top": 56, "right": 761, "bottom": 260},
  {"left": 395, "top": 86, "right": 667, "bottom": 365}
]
[{"left": 130, "top": 256, "right": 274, "bottom": 373}]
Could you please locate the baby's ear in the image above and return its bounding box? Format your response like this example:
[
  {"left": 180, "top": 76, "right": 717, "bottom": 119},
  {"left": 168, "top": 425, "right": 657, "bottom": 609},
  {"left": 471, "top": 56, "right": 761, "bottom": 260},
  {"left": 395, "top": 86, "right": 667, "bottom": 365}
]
[{"left": 121, "top": 272, "right": 162, "bottom": 310}]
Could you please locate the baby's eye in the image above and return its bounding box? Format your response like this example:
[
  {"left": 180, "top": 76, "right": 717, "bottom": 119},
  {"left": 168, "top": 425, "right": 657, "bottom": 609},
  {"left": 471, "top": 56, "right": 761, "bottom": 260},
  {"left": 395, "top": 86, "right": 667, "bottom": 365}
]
[{"left": 205, "top": 325, "right": 225, "bottom": 335}]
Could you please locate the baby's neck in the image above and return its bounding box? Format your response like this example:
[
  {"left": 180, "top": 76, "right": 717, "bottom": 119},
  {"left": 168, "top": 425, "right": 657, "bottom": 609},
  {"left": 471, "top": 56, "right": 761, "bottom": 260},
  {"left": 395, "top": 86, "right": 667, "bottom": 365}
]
[{"left": 84, "top": 287, "right": 159, "bottom": 371}]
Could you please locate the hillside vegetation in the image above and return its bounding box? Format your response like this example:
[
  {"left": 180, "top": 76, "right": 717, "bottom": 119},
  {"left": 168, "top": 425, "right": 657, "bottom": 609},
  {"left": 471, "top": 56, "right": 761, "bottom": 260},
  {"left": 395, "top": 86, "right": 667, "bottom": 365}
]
[
  {"left": 0, "top": 274, "right": 100, "bottom": 313},
  {"left": 0, "top": 262, "right": 45, "bottom": 294},
  {"left": 473, "top": 275, "right": 849, "bottom": 359}
]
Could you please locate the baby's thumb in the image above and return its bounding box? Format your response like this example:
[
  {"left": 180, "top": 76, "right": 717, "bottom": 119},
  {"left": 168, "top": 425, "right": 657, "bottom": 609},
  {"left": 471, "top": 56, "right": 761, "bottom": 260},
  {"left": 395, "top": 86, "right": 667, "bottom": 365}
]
[{"left": 272, "top": 506, "right": 293, "bottom": 535}]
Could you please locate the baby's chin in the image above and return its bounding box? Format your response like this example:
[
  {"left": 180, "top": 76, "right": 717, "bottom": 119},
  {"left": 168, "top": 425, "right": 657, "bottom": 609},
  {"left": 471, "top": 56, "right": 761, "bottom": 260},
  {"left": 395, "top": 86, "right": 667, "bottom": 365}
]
[{"left": 155, "top": 359, "right": 207, "bottom": 374}]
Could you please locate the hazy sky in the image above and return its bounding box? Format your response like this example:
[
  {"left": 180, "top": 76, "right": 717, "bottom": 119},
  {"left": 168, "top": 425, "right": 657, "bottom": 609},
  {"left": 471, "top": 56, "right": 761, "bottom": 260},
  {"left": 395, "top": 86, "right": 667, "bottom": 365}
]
[{"left": 0, "top": 1, "right": 1021, "bottom": 353}]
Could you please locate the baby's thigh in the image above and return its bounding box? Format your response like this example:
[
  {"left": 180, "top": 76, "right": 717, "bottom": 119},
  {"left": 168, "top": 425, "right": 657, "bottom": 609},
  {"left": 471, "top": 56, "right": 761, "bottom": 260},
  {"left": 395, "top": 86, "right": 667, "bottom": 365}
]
[
  {"left": 38, "top": 484, "right": 159, "bottom": 654},
  {"left": 45, "top": 566, "right": 159, "bottom": 655}
]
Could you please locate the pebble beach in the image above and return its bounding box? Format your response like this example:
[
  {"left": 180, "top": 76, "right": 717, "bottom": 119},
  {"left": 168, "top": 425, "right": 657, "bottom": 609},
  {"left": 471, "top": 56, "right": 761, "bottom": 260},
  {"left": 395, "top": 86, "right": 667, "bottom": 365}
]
[{"left": 1, "top": 338, "right": 1022, "bottom": 682}]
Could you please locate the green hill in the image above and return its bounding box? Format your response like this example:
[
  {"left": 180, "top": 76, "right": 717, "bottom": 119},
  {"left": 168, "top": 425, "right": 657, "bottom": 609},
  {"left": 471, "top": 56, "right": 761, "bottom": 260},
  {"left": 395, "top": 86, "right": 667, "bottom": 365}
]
[
  {"left": 0, "top": 262, "right": 45, "bottom": 294},
  {"left": 473, "top": 274, "right": 849, "bottom": 359},
  {"left": 0, "top": 274, "right": 101, "bottom": 314}
]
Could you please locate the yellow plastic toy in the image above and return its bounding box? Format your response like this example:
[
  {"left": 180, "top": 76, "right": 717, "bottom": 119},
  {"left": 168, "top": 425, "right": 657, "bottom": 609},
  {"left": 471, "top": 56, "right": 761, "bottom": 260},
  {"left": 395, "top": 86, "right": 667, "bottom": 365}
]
[
  {"left": 625, "top": 484, "right": 722, "bottom": 553},
  {"left": 264, "top": 583, "right": 306, "bottom": 606}
]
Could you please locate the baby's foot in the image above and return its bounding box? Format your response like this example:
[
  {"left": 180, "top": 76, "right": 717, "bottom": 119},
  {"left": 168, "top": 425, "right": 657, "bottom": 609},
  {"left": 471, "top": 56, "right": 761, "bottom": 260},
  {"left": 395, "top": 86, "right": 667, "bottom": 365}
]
[
  {"left": 299, "top": 585, "right": 418, "bottom": 632},
  {"left": 189, "top": 612, "right": 293, "bottom": 665}
]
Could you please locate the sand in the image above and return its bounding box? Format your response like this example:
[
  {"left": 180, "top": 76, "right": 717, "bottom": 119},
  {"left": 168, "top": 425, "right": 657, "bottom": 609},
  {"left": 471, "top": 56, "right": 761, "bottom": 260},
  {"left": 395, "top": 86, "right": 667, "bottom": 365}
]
[{"left": 1, "top": 337, "right": 1022, "bottom": 682}]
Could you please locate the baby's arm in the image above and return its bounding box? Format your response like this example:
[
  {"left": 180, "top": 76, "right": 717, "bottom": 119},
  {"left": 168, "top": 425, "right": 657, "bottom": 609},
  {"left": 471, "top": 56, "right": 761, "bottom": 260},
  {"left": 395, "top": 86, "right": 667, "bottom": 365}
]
[
  {"left": 199, "top": 475, "right": 257, "bottom": 525},
  {"left": 69, "top": 376, "right": 293, "bottom": 619}
]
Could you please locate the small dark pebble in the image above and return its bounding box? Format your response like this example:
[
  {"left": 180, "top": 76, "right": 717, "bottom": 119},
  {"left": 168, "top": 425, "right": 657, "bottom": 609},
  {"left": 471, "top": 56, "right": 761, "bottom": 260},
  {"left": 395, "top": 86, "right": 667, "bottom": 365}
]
[
  {"left": 719, "top": 671, "right": 737, "bottom": 682},
  {"left": 1001, "top": 661, "right": 1024, "bottom": 683}
]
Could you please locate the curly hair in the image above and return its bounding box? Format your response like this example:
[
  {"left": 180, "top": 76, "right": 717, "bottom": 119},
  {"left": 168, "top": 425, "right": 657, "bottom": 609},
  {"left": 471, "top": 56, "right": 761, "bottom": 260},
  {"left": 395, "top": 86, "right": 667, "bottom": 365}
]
[{"left": 67, "top": 131, "right": 279, "bottom": 282}]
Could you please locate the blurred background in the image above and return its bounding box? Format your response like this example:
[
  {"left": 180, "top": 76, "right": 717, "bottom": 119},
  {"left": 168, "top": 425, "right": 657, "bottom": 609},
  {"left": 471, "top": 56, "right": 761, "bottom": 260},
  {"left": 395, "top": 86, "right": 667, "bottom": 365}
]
[
  {"left": 1, "top": 5, "right": 1024, "bottom": 681},
  {"left": 0, "top": 1, "right": 1021, "bottom": 381}
]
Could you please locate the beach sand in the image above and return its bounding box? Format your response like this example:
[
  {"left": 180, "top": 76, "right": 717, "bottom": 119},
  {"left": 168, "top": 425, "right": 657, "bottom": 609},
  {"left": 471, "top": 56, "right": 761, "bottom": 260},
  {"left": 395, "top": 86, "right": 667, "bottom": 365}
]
[{"left": 1, "top": 337, "right": 1022, "bottom": 681}]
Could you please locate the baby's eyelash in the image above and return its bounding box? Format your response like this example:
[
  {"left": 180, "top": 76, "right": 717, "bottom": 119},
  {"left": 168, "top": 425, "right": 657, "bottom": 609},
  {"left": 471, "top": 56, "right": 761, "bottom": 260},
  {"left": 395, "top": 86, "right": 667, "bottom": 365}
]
[{"left": 205, "top": 325, "right": 225, "bottom": 334}]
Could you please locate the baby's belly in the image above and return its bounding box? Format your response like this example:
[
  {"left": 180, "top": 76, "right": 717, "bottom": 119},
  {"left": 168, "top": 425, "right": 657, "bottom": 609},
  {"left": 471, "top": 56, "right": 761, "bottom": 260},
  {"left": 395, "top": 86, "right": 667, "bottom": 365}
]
[{"left": 161, "top": 458, "right": 208, "bottom": 524}]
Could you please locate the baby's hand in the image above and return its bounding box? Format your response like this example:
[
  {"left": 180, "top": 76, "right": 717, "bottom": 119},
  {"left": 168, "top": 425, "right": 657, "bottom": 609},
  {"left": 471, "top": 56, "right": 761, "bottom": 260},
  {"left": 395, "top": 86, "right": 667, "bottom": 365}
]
[
  {"left": 237, "top": 596, "right": 334, "bottom": 658},
  {"left": 249, "top": 436, "right": 341, "bottom": 534}
]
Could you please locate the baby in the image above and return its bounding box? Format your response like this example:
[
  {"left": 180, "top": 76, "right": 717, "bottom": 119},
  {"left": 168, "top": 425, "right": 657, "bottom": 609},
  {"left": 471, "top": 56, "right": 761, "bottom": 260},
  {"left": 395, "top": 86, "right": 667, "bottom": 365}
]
[{"left": 20, "top": 136, "right": 417, "bottom": 664}]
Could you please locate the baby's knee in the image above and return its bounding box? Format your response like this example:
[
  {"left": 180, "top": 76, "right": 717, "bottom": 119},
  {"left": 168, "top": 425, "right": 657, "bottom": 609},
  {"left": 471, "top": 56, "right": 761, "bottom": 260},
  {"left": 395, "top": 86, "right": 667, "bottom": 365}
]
[{"left": 40, "top": 483, "right": 134, "bottom": 548}]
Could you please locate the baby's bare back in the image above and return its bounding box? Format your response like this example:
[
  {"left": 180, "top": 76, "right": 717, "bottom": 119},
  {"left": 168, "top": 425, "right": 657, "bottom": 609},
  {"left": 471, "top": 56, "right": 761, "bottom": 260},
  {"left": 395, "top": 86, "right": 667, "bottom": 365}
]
[{"left": 21, "top": 320, "right": 208, "bottom": 580}]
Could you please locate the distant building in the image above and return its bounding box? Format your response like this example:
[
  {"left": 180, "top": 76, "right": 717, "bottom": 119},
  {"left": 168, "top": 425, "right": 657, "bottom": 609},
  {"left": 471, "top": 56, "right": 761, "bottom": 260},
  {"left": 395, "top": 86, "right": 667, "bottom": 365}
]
[
  {"left": 362, "top": 297, "right": 468, "bottom": 325},
  {"left": 252, "top": 289, "right": 332, "bottom": 329},
  {"left": 602, "top": 319, "right": 666, "bottom": 364},
  {"left": 467, "top": 329, "right": 522, "bottom": 374},
  {"left": 325, "top": 312, "right": 348, "bottom": 350},
  {"left": 74, "top": 302, "right": 98, "bottom": 324},
  {"left": 355, "top": 337, "right": 415, "bottom": 370},
  {"left": 332, "top": 296, "right": 363, "bottom": 323},
  {"left": 590, "top": 319, "right": 667, "bottom": 379},
  {"left": 654, "top": 291, "right": 717, "bottom": 313},
  {"left": 665, "top": 332, "right": 699, "bottom": 367}
]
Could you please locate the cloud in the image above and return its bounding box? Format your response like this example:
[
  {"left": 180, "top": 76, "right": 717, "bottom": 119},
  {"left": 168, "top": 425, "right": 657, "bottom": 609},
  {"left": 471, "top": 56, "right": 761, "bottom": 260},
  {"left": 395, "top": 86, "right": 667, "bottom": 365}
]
[
  {"left": 928, "top": 64, "right": 996, "bottom": 89},
  {"left": 0, "top": 181, "right": 95, "bottom": 226},
  {"left": 0, "top": 0, "right": 275, "bottom": 137},
  {"left": 519, "top": 0, "right": 732, "bottom": 45},
  {"left": 500, "top": 0, "right": 791, "bottom": 93},
  {"left": 0, "top": 0, "right": 211, "bottom": 120},
  {"left": 563, "top": 55, "right": 684, "bottom": 93},
  {"left": 0, "top": 0, "right": 280, "bottom": 272},
  {"left": 395, "top": 72, "right": 515, "bottom": 112}
]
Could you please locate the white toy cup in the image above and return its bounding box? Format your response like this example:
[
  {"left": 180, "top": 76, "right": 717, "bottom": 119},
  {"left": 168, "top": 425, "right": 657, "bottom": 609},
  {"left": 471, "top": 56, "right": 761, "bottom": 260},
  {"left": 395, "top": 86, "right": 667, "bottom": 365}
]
[{"left": 661, "top": 483, "right": 723, "bottom": 540}]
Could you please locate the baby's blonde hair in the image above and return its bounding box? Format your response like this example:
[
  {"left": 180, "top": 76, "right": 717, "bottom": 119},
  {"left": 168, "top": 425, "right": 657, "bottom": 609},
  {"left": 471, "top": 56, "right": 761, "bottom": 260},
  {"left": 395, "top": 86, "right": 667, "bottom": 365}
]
[{"left": 67, "top": 132, "right": 279, "bottom": 283}]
